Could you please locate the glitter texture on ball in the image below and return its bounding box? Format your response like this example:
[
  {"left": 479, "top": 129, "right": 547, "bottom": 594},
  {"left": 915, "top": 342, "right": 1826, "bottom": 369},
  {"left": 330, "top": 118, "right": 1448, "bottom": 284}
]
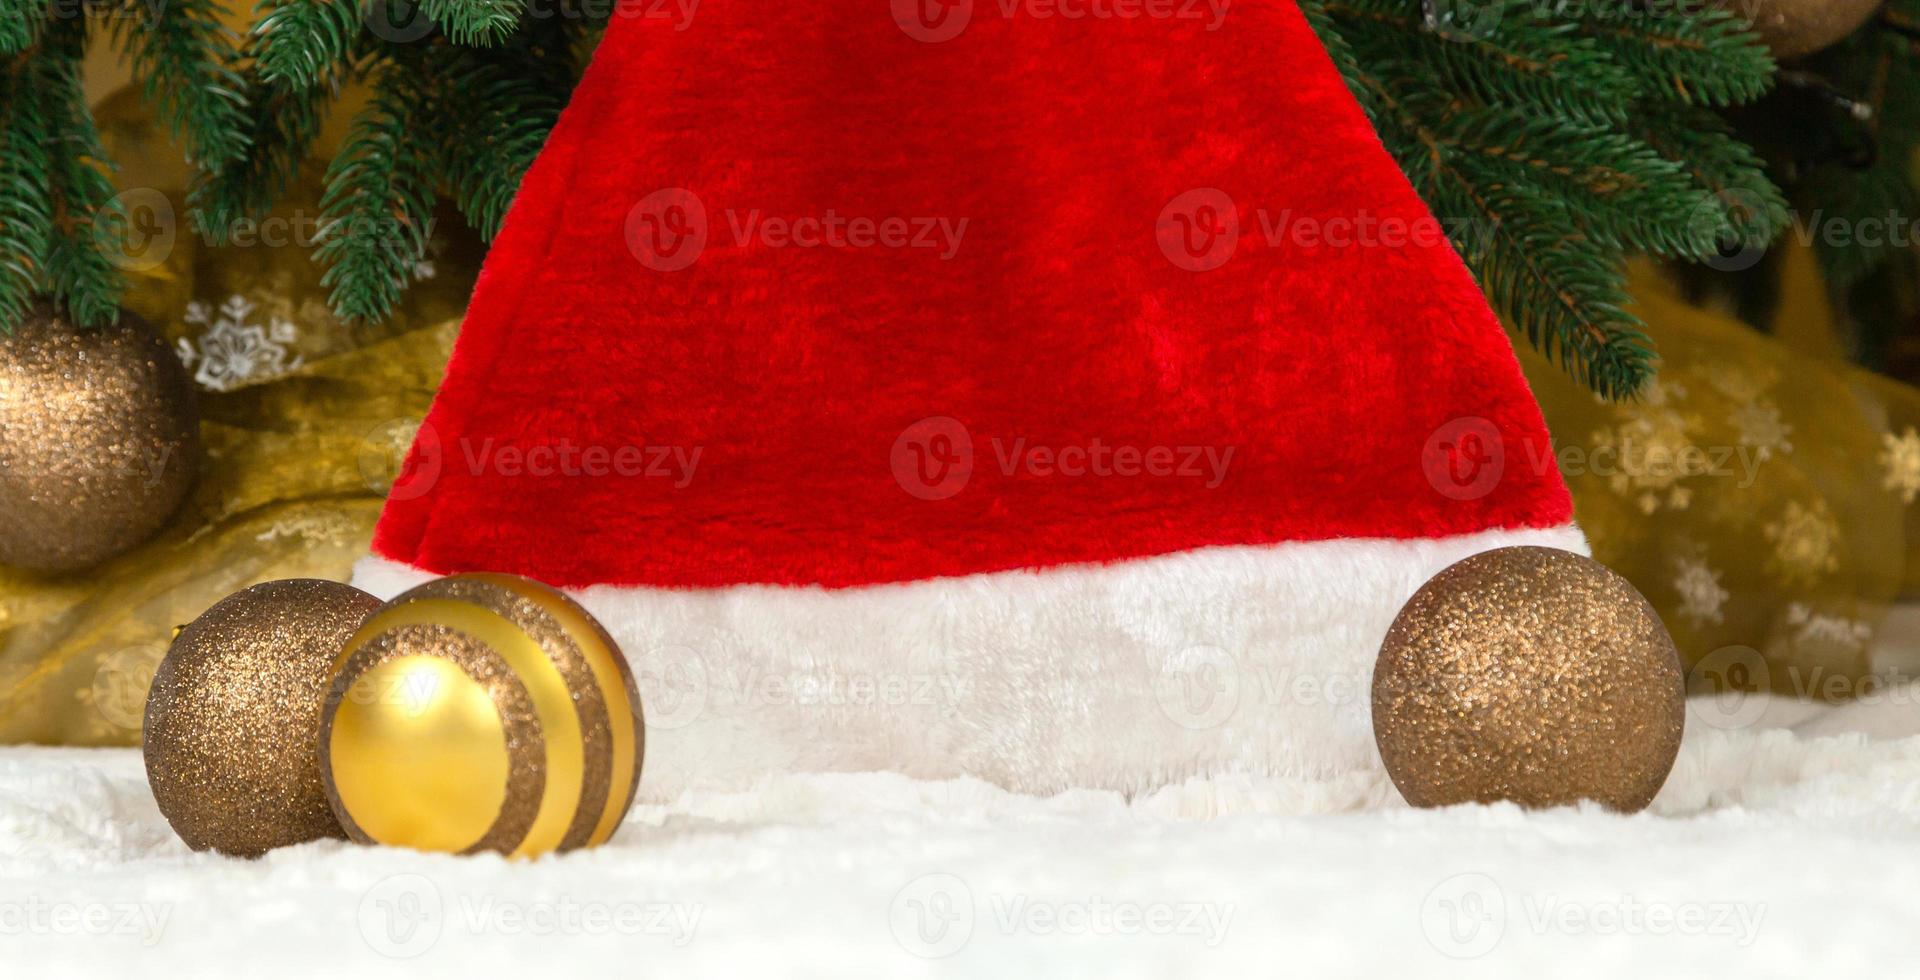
[
  {"left": 1372, "top": 546, "right": 1685, "bottom": 812},
  {"left": 0, "top": 304, "right": 199, "bottom": 573},
  {"left": 144, "top": 579, "right": 382, "bottom": 857}
]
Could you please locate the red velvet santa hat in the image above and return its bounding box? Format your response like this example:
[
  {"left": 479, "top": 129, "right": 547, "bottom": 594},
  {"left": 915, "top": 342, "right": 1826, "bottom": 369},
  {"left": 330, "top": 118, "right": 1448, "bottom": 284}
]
[{"left": 355, "top": 0, "right": 1583, "bottom": 798}]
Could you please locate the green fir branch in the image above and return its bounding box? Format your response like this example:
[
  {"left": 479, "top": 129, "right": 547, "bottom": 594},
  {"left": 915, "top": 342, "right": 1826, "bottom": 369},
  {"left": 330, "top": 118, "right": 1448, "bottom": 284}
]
[
  {"left": 39, "top": 17, "right": 124, "bottom": 327},
  {"left": 1303, "top": 0, "right": 1783, "bottom": 397},
  {"left": 1627, "top": 100, "right": 1788, "bottom": 260},
  {"left": 1438, "top": 105, "right": 1707, "bottom": 254},
  {"left": 101, "top": 0, "right": 252, "bottom": 168},
  {"left": 1302, "top": 0, "right": 1379, "bottom": 117},
  {"left": 313, "top": 58, "right": 442, "bottom": 322},
  {"left": 1324, "top": 0, "right": 1637, "bottom": 126},
  {"left": 190, "top": 69, "right": 335, "bottom": 244},
  {"left": 1803, "top": 5, "right": 1920, "bottom": 290},
  {"left": 1351, "top": 62, "right": 1655, "bottom": 397},
  {"left": 1570, "top": 5, "right": 1775, "bottom": 107},
  {"left": 197, "top": 0, "right": 371, "bottom": 241},
  {"left": 251, "top": 0, "right": 364, "bottom": 90},
  {"left": 423, "top": 0, "right": 524, "bottom": 46},
  {"left": 0, "top": 51, "right": 56, "bottom": 330},
  {"left": 438, "top": 35, "right": 570, "bottom": 238},
  {"left": 0, "top": 0, "right": 52, "bottom": 55}
]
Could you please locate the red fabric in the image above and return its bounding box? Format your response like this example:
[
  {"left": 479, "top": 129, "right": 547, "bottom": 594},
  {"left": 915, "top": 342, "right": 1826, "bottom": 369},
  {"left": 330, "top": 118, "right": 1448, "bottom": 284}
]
[{"left": 374, "top": 0, "right": 1574, "bottom": 590}]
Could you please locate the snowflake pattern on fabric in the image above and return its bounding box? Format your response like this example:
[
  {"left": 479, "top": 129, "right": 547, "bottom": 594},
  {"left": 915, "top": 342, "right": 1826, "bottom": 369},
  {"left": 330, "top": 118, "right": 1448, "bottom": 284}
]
[
  {"left": 1881, "top": 428, "right": 1920, "bottom": 505},
  {"left": 1785, "top": 603, "right": 1872, "bottom": 653},
  {"left": 1591, "top": 378, "right": 1704, "bottom": 516},
  {"left": 255, "top": 513, "right": 361, "bottom": 547},
  {"left": 1728, "top": 400, "right": 1793, "bottom": 462},
  {"left": 175, "top": 295, "right": 305, "bottom": 391},
  {"left": 1671, "top": 554, "right": 1730, "bottom": 627},
  {"left": 1764, "top": 500, "right": 1841, "bottom": 586}
]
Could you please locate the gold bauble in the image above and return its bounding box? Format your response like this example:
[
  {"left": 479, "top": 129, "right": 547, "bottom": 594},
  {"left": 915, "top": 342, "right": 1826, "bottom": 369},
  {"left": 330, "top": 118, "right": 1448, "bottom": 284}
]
[
  {"left": 1741, "top": 0, "right": 1882, "bottom": 60},
  {"left": 0, "top": 304, "right": 199, "bottom": 572},
  {"left": 143, "top": 579, "right": 382, "bottom": 856},
  {"left": 1372, "top": 547, "right": 1685, "bottom": 813},
  {"left": 320, "top": 574, "right": 644, "bottom": 858}
]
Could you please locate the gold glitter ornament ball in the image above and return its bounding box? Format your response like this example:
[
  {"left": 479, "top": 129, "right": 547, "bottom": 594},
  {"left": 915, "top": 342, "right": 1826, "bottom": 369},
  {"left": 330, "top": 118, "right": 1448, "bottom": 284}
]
[
  {"left": 144, "top": 580, "right": 382, "bottom": 856},
  {"left": 1745, "top": 0, "right": 1882, "bottom": 60},
  {"left": 1372, "top": 547, "right": 1685, "bottom": 812},
  {"left": 320, "top": 574, "right": 644, "bottom": 858},
  {"left": 0, "top": 304, "right": 200, "bottom": 573}
]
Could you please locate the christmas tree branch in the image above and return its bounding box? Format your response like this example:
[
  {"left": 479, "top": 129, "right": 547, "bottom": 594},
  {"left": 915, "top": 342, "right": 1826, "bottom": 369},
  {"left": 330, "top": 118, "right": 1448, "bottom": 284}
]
[
  {"left": 423, "top": 0, "right": 525, "bottom": 46},
  {"left": 39, "top": 18, "right": 123, "bottom": 328},
  {"left": 1305, "top": 0, "right": 1785, "bottom": 397},
  {"left": 1438, "top": 105, "right": 1706, "bottom": 253},
  {"left": 1803, "top": 0, "right": 1920, "bottom": 291},
  {"left": 1572, "top": 7, "right": 1774, "bottom": 106},
  {"left": 1326, "top": 0, "right": 1636, "bottom": 126},
  {"left": 0, "top": 0, "right": 51, "bottom": 55},
  {"left": 1628, "top": 101, "right": 1787, "bottom": 260},
  {"left": 314, "top": 57, "right": 443, "bottom": 321},
  {"left": 101, "top": 0, "right": 252, "bottom": 168},
  {"left": 439, "top": 40, "right": 571, "bottom": 239},
  {"left": 250, "top": 0, "right": 364, "bottom": 90},
  {"left": 1351, "top": 61, "right": 1654, "bottom": 398},
  {"left": 0, "top": 49, "right": 55, "bottom": 329},
  {"left": 191, "top": 69, "right": 337, "bottom": 243}
]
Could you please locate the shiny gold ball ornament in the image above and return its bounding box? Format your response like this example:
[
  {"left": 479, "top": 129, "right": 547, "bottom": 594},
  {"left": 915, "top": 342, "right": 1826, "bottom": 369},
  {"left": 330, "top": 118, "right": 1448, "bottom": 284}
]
[
  {"left": 1743, "top": 0, "right": 1882, "bottom": 60},
  {"left": 320, "top": 574, "right": 644, "bottom": 858},
  {"left": 144, "top": 580, "right": 382, "bottom": 856},
  {"left": 0, "top": 304, "right": 199, "bottom": 572},
  {"left": 1372, "top": 547, "right": 1685, "bottom": 813}
]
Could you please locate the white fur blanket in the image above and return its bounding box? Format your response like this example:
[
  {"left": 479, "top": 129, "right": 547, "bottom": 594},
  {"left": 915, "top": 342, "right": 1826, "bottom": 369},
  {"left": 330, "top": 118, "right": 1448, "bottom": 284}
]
[{"left": 4, "top": 694, "right": 1919, "bottom": 977}]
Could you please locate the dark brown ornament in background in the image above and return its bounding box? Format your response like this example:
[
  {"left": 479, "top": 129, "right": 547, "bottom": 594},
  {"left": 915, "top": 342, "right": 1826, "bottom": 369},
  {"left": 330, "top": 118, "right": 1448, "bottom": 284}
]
[
  {"left": 1372, "top": 547, "right": 1685, "bottom": 813},
  {"left": 0, "top": 304, "right": 199, "bottom": 573},
  {"left": 144, "top": 580, "right": 382, "bottom": 857},
  {"left": 1740, "top": 0, "right": 1883, "bottom": 60}
]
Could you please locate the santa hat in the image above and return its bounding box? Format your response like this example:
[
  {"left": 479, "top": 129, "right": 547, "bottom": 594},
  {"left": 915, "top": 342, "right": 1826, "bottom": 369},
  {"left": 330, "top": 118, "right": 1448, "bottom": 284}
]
[{"left": 354, "top": 0, "right": 1583, "bottom": 798}]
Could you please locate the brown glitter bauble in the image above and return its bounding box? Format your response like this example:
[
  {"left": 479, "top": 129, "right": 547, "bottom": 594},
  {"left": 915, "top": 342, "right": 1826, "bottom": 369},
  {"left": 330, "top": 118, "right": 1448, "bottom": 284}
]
[
  {"left": 144, "top": 580, "right": 382, "bottom": 857},
  {"left": 1740, "top": 0, "right": 1882, "bottom": 60},
  {"left": 1372, "top": 547, "right": 1685, "bottom": 813},
  {"left": 320, "top": 574, "right": 643, "bottom": 858},
  {"left": 0, "top": 304, "right": 200, "bottom": 573}
]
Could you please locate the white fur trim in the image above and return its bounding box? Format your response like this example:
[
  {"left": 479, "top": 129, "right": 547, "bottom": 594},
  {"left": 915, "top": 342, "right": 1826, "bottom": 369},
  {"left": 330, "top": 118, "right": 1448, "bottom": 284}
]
[{"left": 354, "top": 525, "right": 1588, "bottom": 800}]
